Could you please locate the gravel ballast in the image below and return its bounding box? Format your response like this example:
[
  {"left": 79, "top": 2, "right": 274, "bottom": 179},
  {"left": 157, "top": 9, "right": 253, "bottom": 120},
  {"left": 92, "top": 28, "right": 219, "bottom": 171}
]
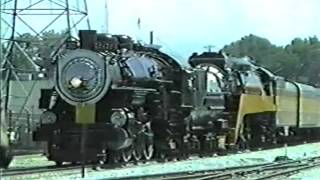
[{"left": 2, "top": 142, "right": 320, "bottom": 180}]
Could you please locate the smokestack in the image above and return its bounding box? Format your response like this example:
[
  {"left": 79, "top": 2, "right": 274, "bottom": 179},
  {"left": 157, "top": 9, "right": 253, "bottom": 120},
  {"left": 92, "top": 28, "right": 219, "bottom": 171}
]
[{"left": 79, "top": 30, "right": 97, "bottom": 50}]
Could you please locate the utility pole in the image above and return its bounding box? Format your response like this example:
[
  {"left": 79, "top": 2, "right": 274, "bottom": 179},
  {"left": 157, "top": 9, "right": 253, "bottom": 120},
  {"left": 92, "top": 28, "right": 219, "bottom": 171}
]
[
  {"left": 105, "top": 0, "right": 109, "bottom": 33},
  {"left": 0, "top": 0, "right": 3, "bottom": 146},
  {"left": 0, "top": 0, "right": 2, "bottom": 71}
]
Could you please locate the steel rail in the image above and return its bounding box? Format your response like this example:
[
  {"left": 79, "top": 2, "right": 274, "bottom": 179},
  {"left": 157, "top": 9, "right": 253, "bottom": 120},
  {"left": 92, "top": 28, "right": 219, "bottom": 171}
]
[
  {"left": 1, "top": 164, "right": 87, "bottom": 177},
  {"left": 117, "top": 156, "right": 320, "bottom": 180}
]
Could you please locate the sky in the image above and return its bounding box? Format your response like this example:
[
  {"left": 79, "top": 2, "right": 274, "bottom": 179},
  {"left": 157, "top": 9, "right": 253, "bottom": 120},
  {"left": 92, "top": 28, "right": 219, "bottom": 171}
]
[
  {"left": 1, "top": 0, "right": 320, "bottom": 62},
  {"left": 85, "top": 0, "right": 320, "bottom": 61}
]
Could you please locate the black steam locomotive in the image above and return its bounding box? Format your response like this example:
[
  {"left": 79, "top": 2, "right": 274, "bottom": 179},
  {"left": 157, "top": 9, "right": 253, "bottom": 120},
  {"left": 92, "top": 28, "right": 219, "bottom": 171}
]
[
  {"left": 34, "top": 30, "right": 187, "bottom": 164},
  {"left": 33, "top": 30, "right": 320, "bottom": 165}
]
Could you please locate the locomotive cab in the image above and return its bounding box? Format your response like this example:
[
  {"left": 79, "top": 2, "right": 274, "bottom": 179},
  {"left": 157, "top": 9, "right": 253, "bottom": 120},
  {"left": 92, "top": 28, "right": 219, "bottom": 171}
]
[{"left": 183, "top": 59, "right": 229, "bottom": 137}]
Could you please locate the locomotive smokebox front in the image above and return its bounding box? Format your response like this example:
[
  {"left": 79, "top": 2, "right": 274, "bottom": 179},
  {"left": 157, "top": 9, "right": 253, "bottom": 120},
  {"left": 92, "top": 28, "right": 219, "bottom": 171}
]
[{"left": 55, "top": 49, "right": 111, "bottom": 106}]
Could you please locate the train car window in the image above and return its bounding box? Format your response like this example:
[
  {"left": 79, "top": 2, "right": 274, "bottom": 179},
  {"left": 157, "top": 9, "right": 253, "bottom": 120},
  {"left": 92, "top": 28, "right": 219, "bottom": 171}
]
[
  {"left": 240, "top": 71, "right": 264, "bottom": 95},
  {"left": 207, "top": 72, "right": 221, "bottom": 93},
  {"left": 195, "top": 65, "right": 224, "bottom": 94},
  {"left": 256, "top": 68, "right": 274, "bottom": 96},
  {"left": 276, "top": 78, "right": 286, "bottom": 88}
]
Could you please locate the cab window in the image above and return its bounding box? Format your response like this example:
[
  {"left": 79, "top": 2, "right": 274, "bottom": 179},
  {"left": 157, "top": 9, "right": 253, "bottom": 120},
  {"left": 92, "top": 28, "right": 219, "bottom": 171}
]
[{"left": 207, "top": 72, "right": 221, "bottom": 93}]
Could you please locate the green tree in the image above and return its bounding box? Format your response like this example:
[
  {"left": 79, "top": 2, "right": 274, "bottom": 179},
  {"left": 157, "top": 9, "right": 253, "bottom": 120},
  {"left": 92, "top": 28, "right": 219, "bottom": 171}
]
[
  {"left": 223, "top": 34, "right": 320, "bottom": 85},
  {"left": 285, "top": 36, "right": 320, "bottom": 84},
  {"left": 9, "top": 30, "right": 66, "bottom": 71}
]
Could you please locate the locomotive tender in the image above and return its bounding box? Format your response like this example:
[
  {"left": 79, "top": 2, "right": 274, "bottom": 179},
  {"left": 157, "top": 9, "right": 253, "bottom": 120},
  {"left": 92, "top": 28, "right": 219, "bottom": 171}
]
[{"left": 33, "top": 30, "right": 320, "bottom": 165}]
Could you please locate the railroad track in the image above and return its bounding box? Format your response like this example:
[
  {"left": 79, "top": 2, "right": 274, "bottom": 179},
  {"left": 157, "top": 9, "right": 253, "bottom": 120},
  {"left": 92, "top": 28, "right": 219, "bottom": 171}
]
[
  {"left": 2, "top": 157, "right": 318, "bottom": 180},
  {"left": 0, "top": 164, "right": 85, "bottom": 177},
  {"left": 11, "top": 149, "right": 45, "bottom": 156},
  {"left": 120, "top": 156, "right": 320, "bottom": 180},
  {"left": 0, "top": 156, "right": 319, "bottom": 179},
  {"left": 1, "top": 142, "right": 319, "bottom": 179}
]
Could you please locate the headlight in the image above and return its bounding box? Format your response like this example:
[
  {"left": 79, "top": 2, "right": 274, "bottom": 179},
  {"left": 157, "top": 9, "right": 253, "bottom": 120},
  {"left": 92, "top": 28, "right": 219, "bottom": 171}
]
[
  {"left": 110, "top": 109, "right": 128, "bottom": 127},
  {"left": 40, "top": 111, "right": 57, "bottom": 124},
  {"left": 70, "top": 77, "right": 83, "bottom": 88}
]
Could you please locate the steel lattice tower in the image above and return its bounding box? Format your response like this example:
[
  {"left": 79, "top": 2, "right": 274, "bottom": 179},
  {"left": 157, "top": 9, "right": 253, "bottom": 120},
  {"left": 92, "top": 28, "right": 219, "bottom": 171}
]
[{"left": 0, "top": 0, "right": 90, "bottom": 139}]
